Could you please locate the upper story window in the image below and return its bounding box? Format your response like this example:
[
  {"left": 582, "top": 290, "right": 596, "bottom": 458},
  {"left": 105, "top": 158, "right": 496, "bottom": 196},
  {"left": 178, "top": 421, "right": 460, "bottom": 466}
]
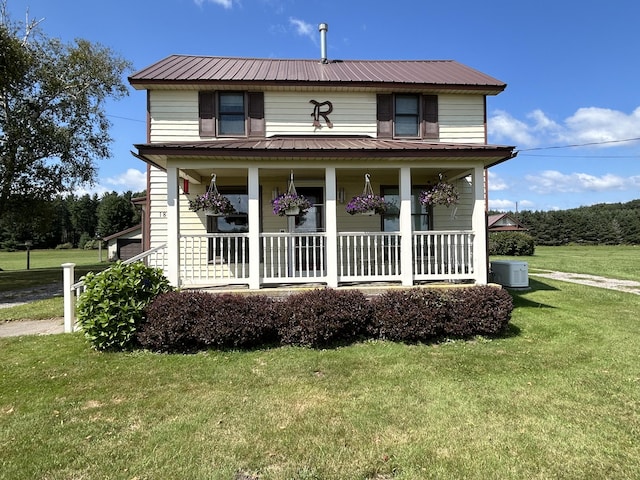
[
  {"left": 377, "top": 94, "right": 438, "bottom": 140},
  {"left": 199, "top": 91, "right": 264, "bottom": 138},
  {"left": 218, "top": 93, "right": 246, "bottom": 135},
  {"left": 394, "top": 95, "right": 420, "bottom": 137}
]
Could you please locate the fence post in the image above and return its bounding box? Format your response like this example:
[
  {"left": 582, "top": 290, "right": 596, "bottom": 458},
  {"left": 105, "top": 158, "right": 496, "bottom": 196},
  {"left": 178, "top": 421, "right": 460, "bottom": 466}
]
[{"left": 62, "top": 263, "right": 76, "bottom": 333}]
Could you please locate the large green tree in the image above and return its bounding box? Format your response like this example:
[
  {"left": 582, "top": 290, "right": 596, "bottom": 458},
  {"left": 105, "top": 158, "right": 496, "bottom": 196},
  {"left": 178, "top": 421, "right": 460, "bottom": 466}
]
[{"left": 0, "top": 2, "right": 132, "bottom": 216}]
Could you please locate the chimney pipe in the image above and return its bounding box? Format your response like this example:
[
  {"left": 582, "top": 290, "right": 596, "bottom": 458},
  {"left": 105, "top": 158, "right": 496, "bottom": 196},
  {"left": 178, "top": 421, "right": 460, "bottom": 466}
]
[{"left": 319, "top": 23, "right": 328, "bottom": 64}]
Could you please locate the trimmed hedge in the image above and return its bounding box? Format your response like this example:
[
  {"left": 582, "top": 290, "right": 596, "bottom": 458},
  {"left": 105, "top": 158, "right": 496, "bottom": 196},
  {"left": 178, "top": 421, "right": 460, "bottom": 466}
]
[
  {"left": 489, "top": 231, "right": 535, "bottom": 256},
  {"left": 137, "top": 291, "right": 279, "bottom": 352},
  {"left": 138, "top": 286, "right": 513, "bottom": 353},
  {"left": 278, "top": 288, "right": 372, "bottom": 348}
]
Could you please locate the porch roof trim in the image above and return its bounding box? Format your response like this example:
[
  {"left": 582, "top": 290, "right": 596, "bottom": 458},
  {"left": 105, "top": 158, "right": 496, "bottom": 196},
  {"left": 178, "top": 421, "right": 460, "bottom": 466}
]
[{"left": 134, "top": 137, "right": 517, "bottom": 168}]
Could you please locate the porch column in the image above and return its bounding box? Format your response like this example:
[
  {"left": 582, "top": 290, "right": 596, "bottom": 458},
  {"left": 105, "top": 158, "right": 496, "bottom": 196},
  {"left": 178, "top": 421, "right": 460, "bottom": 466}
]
[
  {"left": 325, "top": 167, "right": 338, "bottom": 288},
  {"left": 166, "top": 165, "right": 180, "bottom": 287},
  {"left": 472, "top": 166, "right": 488, "bottom": 284},
  {"left": 399, "top": 167, "right": 413, "bottom": 286},
  {"left": 248, "top": 167, "right": 260, "bottom": 290}
]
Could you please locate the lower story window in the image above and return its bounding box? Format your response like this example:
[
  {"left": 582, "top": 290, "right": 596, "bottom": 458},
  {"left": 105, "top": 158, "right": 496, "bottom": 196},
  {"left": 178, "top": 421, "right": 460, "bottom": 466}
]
[
  {"left": 381, "top": 186, "right": 432, "bottom": 231},
  {"left": 206, "top": 187, "right": 248, "bottom": 263}
]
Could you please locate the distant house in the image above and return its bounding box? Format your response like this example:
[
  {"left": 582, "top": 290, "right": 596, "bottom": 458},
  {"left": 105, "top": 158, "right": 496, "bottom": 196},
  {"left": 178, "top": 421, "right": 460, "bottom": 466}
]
[
  {"left": 127, "top": 25, "right": 516, "bottom": 289},
  {"left": 104, "top": 225, "right": 142, "bottom": 261},
  {"left": 488, "top": 213, "right": 528, "bottom": 232}
]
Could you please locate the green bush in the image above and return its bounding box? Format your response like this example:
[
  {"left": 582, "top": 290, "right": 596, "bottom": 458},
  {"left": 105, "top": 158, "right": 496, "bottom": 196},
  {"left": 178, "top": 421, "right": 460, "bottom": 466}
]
[
  {"left": 489, "top": 231, "right": 535, "bottom": 256},
  {"left": 54, "top": 242, "right": 74, "bottom": 250},
  {"left": 77, "top": 261, "right": 173, "bottom": 351}
]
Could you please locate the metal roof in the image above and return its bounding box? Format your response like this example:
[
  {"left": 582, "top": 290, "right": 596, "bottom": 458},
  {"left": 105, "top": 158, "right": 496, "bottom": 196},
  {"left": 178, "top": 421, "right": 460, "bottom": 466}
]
[
  {"left": 129, "top": 55, "right": 506, "bottom": 93},
  {"left": 134, "top": 137, "right": 517, "bottom": 168}
]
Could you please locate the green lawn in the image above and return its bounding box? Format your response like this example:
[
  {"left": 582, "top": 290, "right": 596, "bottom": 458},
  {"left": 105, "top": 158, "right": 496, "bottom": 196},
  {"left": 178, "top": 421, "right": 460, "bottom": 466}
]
[
  {"left": 1, "top": 250, "right": 639, "bottom": 478},
  {"left": 492, "top": 244, "right": 640, "bottom": 282}
]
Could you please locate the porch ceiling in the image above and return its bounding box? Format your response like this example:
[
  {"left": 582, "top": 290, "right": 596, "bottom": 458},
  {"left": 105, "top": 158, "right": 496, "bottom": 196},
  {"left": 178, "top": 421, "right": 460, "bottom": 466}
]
[{"left": 133, "top": 137, "right": 517, "bottom": 172}]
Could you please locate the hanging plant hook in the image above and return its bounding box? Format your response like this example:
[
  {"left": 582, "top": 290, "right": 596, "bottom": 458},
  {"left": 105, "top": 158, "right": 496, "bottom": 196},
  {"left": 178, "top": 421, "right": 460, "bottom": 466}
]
[
  {"left": 208, "top": 173, "right": 219, "bottom": 195},
  {"left": 362, "top": 173, "right": 374, "bottom": 196}
]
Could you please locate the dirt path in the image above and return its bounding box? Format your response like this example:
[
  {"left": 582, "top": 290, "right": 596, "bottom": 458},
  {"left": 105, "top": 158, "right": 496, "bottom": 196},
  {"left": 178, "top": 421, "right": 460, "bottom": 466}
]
[{"left": 529, "top": 270, "right": 640, "bottom": 295}]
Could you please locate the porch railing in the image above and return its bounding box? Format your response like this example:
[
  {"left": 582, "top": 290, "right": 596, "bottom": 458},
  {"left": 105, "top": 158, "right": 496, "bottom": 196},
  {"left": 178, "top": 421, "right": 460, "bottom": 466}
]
[
  {"left": 412, "top": 231, "right": 474, "bottom": 280},
  {"left": 338, "top": 232, "right": 401, "bottom": 281},
  {"left": 177, "top": 230, "right": 475, "bottom": 286}
]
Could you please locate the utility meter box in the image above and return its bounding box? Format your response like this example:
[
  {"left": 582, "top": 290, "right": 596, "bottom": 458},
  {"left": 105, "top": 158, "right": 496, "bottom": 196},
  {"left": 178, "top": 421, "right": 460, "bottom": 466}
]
[{"left": 491, "top": 260, "right": 529, "bottom": 288}]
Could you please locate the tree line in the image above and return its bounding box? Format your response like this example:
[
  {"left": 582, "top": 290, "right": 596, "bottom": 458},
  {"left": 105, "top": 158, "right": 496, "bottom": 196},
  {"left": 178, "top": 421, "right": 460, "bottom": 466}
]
[
  {"left": 495, "top": 199, "right": 640, "bottom": 246},
  {"left": 0, "top": 191, "right": 144, "bottom": 251}
]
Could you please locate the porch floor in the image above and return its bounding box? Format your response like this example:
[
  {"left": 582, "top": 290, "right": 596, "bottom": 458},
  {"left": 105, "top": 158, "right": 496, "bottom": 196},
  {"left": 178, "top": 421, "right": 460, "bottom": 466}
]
[{"left": 183, "top": 279, "right": 480, "bottom": 298}]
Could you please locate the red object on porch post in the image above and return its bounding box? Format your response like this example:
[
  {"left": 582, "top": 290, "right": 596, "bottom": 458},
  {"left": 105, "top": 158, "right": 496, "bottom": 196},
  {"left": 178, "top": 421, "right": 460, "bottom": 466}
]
[{"left": 183, "top": 179, "right": 189, "bottom": 194}]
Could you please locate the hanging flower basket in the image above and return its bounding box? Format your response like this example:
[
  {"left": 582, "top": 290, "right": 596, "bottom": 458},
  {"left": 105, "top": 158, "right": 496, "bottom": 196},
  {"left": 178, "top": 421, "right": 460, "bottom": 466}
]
[
  {"left": 271, "top": 171, "right": 312, "bottom": 216},
  {"left": 419, "top": 179, "right": 459, "bottom": 207},
  {"left": 346, "top": 174, "right": 388, "bottom": 215},
  {"left": 188, "top": 174, "right": 236, "bottom": 216}
]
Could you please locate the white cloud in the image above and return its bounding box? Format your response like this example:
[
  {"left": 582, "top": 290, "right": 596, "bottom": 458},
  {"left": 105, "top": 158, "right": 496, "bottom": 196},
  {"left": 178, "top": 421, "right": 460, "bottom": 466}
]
[
  {"left": 525, "top": 170, "right": 630, "bottom": 194},
  {"left": 194, "top": 0, "right": 235, "bottom": 9},
  {"left": 487, "top": 170, "right": 509, "bottom": 191},
  {"left": 488, "top": 105, "right": 640, "bottom": 149},
  {"left": 289, "top": 17, "right": 315, "bottom": 42},
  {"left": 488, "top": 198, "right": 535, "bottom": 212},
  {"left": 73, "top": 169, "right": 147, "bottom": 197},
  {"left": 488, "top": 198, "right": 516, "bottom": 211},
  {"left": 104, "top": 168, "right": 147, "bottom": 193}
]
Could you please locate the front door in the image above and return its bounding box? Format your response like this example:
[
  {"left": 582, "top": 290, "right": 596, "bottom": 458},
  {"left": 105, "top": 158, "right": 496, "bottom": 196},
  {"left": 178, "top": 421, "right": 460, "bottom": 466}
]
[{"left": 294, "top": 187, "right": 325, "bottom": 274}]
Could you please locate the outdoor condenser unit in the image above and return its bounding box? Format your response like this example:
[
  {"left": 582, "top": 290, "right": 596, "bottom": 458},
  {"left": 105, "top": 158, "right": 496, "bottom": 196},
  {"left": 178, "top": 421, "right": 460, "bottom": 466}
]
[{"left": 491, "top": 260, "right": 529, "bottom": 288}]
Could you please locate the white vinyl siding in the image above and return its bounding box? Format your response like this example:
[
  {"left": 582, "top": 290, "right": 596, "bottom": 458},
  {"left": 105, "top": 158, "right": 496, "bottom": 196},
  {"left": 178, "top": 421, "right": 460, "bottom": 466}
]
[
  {"left": 149, "top": 167, "right": 168, "bottom": 248},
  {"left": 265, "top": 91, "right": 377, "bottom": 137},
  {"left": 433, "top": 177, "right": 473, "bottom": 230},
  {"left": 439, "top": 94, "right": 486, "bottom": 144},
  {"left": 149, "top": 91, "right": 200, "bottom": 142},
  {"left": 148, "top": 90, "right": 485, "bottom": 144}
]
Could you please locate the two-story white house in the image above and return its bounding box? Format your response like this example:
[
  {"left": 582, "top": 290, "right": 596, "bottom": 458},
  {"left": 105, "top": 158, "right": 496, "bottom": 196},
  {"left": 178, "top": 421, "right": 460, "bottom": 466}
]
[{"left": 128, "top": 29, "right": 516, "bottom": 290}]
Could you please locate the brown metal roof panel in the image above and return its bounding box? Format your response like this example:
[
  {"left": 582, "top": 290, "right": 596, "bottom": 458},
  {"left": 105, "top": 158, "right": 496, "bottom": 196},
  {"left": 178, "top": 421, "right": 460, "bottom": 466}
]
[{"left": 129, "top": 56, "right": 506, "bottom": 88}]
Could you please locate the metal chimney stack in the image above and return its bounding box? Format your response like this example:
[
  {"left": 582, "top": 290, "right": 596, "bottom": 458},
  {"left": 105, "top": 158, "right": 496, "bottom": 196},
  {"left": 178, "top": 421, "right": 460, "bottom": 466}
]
[{"left": 319, "top": 23, "right": 328, "bottom": 64}]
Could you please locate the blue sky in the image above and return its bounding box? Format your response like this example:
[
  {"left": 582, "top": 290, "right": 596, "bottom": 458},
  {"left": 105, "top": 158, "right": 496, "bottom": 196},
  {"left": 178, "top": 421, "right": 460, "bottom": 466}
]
[{"left": 7, "top": 0, "right": 640, "bottom": 211}]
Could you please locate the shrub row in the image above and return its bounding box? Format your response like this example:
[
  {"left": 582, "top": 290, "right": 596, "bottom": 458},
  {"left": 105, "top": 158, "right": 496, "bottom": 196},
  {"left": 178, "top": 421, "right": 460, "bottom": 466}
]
[
  {"left": 137, "top": 286, "right": 513, "bottom": 353},
  {"left": 489, "top": 231, "right": 536, "bottom": 256}
]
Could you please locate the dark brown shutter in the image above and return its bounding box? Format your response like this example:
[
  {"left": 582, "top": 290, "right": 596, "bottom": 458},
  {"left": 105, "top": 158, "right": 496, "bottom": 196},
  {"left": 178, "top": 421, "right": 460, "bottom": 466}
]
[
  {"left": 199, "top": 91, "right": 216, "bottom": 137},
  {"left": 248, "top": 92, "right": 265, "bottom": 137},
  {"left": 377, "top": 94, "right": 393, "bottom": 138},
  {"left": 422, "top": 95, "right": 439, "bottom": 139}
]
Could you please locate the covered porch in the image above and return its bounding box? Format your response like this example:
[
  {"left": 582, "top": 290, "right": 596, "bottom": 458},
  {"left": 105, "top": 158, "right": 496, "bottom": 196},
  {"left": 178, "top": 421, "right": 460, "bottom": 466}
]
[{"left": 135, "top": 138, "right": 515, "bottom": 289}]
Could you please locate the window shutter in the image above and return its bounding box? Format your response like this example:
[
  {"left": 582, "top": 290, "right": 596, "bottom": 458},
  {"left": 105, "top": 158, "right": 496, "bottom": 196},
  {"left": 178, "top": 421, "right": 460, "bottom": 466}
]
[
  {"left": 248, "top": 92, "right": 265, "bottom": 137},
  {"left": 377, "top": 94, "right": 393, "bottom": 138},
  {"left": 199, "top": 91, "right": 216, "bottom": 137},
  {"left": 422, "top": 95, "right": 439, "bottom": 139}
]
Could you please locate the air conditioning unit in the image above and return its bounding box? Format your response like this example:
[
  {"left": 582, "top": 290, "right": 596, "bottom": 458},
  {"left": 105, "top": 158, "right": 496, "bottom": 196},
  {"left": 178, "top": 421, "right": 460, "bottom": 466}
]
[{"left": 491, "top": 260, "right": 529, "bottom": 288}]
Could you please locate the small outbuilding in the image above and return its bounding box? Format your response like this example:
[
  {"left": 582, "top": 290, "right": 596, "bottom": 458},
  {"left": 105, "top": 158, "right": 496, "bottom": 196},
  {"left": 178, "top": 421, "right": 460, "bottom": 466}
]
[
  {"left": 488, "top": 213, "right": 528, "bottom": 232},
  {"left": 104, "top": 225, "right": 142, "bottom": 261}
]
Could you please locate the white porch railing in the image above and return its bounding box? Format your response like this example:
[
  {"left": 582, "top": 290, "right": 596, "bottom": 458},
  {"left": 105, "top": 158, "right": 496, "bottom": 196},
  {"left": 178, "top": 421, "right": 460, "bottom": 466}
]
[
  {"left": 180, "top": 234, "right": 250, "bottom": 285},
  {"left": 412, "top": 231, "right": 474, "bottom": 280},
  {"left": 176, "top": 230, "right": 475, "bottom": 286},
  {"left": 261, "top": 232, "right": 327, "bottom": 283},
  {"left": 338, "top": 232, "right": 401, "bottom": 282},
  {"left": 62, "top": 244, "right": 168, "bottom": 333}
]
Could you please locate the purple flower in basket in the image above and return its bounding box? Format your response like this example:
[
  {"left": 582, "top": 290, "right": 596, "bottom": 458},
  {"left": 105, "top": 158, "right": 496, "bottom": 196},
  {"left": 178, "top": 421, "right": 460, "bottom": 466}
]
[
  {"left": 188, "top": 191, "right": 236, "bottom": 215},
  {"left": 271, "top": 193, "right": 312, "bottom": 216},
  {"left": 345, "top": 194, "right": 388, "bottom": 215},
  {"left": 419, "top": 181, "right": 459, "bottom": 207}
]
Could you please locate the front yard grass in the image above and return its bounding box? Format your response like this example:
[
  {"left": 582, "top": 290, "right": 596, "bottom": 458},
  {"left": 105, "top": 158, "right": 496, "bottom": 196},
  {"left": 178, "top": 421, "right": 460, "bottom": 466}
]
[{"left": 1, "top": 276, "right": 639, "bottom": 479}]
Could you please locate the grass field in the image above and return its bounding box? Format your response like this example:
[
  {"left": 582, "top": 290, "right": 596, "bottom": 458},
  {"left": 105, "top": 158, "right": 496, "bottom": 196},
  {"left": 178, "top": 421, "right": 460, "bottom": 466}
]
[
  {"left": 493, "top": 244, "right": 640, "bottom": 282},
  {"left": 1, "top": 246, "right": 639, "bottom": 478}
]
